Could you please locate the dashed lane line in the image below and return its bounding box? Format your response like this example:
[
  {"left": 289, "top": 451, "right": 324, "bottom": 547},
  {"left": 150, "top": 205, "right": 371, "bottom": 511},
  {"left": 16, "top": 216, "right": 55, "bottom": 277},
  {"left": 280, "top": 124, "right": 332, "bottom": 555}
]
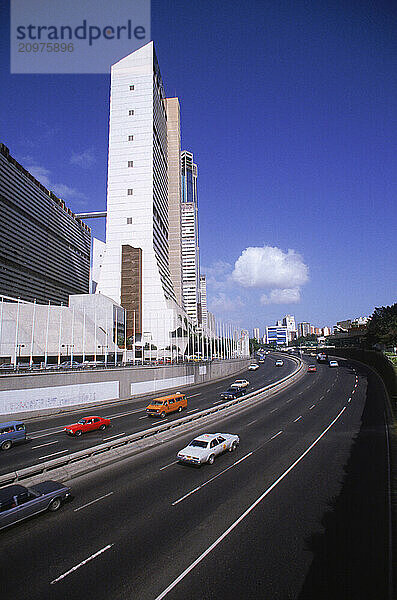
[
  {"left": 309, "top": 405, "right": 316, "bottom": 410},
  {"left": 31, "top": 441, "right": 59, "bottom": 449},
  {"left": 155, "top": 405, "right": 348, "bottom": 600},
  {"left": 74, "top": 492, "right": 114, "bottom": 512},
  {"left": 50, "top": 544, "right": 114, "bottom": 584},
  {"left": 270, "top": 431, "right": 283, "bottom": 440},
  {"left": 103, "top": 433, "right": 126, "bottom": 441},
  {"left": 160, "top": 460, "right": 179, "bottom": 471},
  {"left": 38, "top": 449, "right": 68, "bottom": 460},
  {"left": 294, "top": 416, "right": 302, "bottom": 422}
]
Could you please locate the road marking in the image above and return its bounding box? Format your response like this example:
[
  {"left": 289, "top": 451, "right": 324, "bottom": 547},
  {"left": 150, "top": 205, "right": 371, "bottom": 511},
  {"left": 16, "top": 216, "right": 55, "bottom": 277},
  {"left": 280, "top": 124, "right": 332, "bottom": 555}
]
[
  {"left": 103, "top": 433, "right": 125, "bottom": 441},
  {"left": 155, "top": 405, "right": 347, "bottom": 600},
  {"left": 294, "top": 416, "right": 302, "bottom": 422},
  {"left": 270, "top": 408, "right": 278, "bottom": 413},
  {"left": 309, "top": 404, "right": 316, "bottom": 410},
  {"left": 38, "top": 449, "right": 68, "bottom": 460},
  {"left": 297, "top": 392, "right": 303, "bottom": 396},
  {"left": 286, "top": 399, "right": 292, "bottom": 403},
  {"left": 270, "top": 431, "right": 283, "bottom": 440},
  {"left": 30, "top": 429, "right": 64, "bottom": 440},
  {"left": 319, "top": 396, "right": 324, "bottom": 400},
  {"left": 212, "top": 400, "right": 223, "bottom": 405},
  {"left": 139, "top": 416, "right": 147, "bottom": 419},
  {"left": 172, "top": 451, "right": 252, "bottom": 506},
  {"left": 160, "top": 460, "right": 179, "bottom": 471},
  {"left": 246, "top": 419, "right": 258, "bottom": 426},
  {"left": 152, "top": 419, "right": 166, "bottom": 425},
  {"left": 348, "top": 398, "right": 351, "bottom": 403},
  {"left": 188, "top": 393, "right": 201, "bottom": 397},
  {"left": 352, "top": 389, "right": 355, "bottom": 394},
  {"left": 50, "top": 544, "right": 113, "bottom": 584},
  {"left": 326, "top": 389, "right": 331, "bottom": 393},
  {"left": 74, "top": 492, "right": 114, "bottom": 512},
  {"left": 31, "top": 441, "right": 59, "bottom": 449},
  {"left": 106, "top": 408, "right": 145, "bottom": 419},
  {"left": 187, "top": 409, "right": 197, "bottom": 413}
]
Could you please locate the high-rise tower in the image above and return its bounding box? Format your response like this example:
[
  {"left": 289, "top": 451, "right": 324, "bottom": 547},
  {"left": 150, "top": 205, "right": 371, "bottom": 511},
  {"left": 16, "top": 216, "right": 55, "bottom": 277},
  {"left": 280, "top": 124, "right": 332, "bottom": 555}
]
[
  {"left": 181, "top": 150, "right": 200, "bottom": 325},
  {"left": 96, "top": 42, "right": 183, "bottom": 345}
]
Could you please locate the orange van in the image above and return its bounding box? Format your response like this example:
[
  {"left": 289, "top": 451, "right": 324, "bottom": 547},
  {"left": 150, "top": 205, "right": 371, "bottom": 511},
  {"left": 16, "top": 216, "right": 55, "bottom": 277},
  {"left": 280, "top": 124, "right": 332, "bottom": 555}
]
[{"left": 146, "top": 393, "right": 187, "bottom": 418}]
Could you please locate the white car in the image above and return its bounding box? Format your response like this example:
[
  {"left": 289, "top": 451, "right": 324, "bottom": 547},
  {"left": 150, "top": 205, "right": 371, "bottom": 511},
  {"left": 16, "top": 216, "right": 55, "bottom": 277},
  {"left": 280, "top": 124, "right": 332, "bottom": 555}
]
[
  {"left": 275, "top": 359, "right": 284, "bottom": 366},
  {"left": 177, "top": 433, "right": 240, "bottom": 466},
  {"left": 329, "top": 360, "right": 339, "bottom": 367},
  {"left": 230, "top": 379, "right": 249, "bottom": 388},
  {"left": 248, "top": 364, "right": 259, "bottom": 371}
]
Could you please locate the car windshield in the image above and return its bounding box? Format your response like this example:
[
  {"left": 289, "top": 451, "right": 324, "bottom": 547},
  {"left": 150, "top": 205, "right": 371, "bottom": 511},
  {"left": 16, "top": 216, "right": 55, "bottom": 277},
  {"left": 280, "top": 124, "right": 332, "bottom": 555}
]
[
  {"left": 77, "top": 419, "right": 86, "bottom": 424},
  {"left": 189, "top": 440, "right": 208, "bottom": 448},
  {"left": 151, "top": 400, "right": 165, "bottom": 405},
  {"left": 225, "top": 389, "right": 235, "bottom": 393}
]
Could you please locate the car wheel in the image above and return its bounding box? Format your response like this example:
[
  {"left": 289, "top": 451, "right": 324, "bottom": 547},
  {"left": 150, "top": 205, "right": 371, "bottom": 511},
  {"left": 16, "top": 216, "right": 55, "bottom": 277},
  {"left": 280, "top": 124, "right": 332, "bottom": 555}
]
[
  {"left": 1, "top": 440, "right": 12, "bottom": 451},
  {"left": 48, "top": 498, "right": 62, "bottom": 512},
  {"left": 160, "top": 412, "right": 166, "bottom": 418},
  {"left": 177, "top": 406, "right": 182, "bottom": 412},
  {"left": 229, "top": 441, "right": 237, "bottom": 452},
  {"left": 207, "top": 454, "right": 215, "bottom": 465},
  {"left": 99, "top": 424, "right": 106, "bottom": 431},
  {"left": 74, "top": 430, "right": 83, "bottom": 437}
]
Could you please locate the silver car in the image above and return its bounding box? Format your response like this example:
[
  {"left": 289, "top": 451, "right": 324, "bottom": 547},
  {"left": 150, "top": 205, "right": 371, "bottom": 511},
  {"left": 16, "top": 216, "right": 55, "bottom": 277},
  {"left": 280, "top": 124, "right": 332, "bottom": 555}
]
[
  {"left": 0, "top": 480, "right": 71, "bottom": 530},
  {"left": 177, "top": 432, "right": 240, "bottom": 466}
]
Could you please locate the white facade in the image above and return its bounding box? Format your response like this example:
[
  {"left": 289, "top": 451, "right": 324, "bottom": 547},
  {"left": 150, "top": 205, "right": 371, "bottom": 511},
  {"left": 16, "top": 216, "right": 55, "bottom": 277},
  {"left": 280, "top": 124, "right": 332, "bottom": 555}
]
[
  {"left": 96, "top": 42, "right": 185, "bottom": 349},
  {"left": 0, "top": 295, "right": 123, "bottom": 363},
  {"left": 253, "top": 327, "right": 260, "bottom": 340},
  {"left": 199, "top": 274, "right": 207, "bottom": 327},
  {"left": 181, "top": 151, "right": 200, "bottom": 325}
]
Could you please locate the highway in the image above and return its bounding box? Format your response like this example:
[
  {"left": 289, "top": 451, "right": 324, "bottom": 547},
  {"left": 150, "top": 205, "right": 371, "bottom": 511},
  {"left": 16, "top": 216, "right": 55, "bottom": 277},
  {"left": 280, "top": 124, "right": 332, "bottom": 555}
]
[
  {"left": 0, "top": 354, "right": 297, "bottom": 475},
  {"left": 0, "top": 356, "right": 392, "bottom": 599}
]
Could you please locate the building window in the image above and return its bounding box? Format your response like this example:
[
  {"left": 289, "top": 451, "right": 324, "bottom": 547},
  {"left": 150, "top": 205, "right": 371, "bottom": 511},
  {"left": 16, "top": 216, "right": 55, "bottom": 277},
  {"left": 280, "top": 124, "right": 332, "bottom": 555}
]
[
  {"left": 128, "top": 135, "right": 134, "bottom": 141},
  {"left": 129, "top": 110, "right": 134, "bottom": 115},
  {"left": 128, "top": 161, "right": 134, "bottom": 167},
  {"left": 129, "top": 85, "right": 135, "bottom": 91},
  {"left": 127, "top": 188, "right": 133, "bottom": 195},
  {"left": 127, "top": 217, "right": 133, "bottom": 224}
]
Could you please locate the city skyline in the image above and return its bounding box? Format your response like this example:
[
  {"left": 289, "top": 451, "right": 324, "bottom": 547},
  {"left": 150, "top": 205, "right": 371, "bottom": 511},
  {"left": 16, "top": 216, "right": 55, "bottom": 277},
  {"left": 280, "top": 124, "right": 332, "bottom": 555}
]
[{"left": 0, "top": 1, "right": 395, "bottom": 330}]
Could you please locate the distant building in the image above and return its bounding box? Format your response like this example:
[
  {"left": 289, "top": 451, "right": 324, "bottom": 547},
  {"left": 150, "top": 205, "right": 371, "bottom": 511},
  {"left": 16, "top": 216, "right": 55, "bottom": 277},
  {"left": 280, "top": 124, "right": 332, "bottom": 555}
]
[
  {"left": 0, "top": 143, "right": 91, "bottom": 305},
  {"left": 322, "top": 326, "right": 332, "bottom": 336},
  {"left": 181, "top": 150, "right": 200, "bottom": 325},
  {"left": 298, "top": 322, "right": 311, "bottom": 337},
  {"left": 199, "top": 274, "right": 207, "bottom": 327},
  {"left": 253, "top": 327, "right": 260, "bottom": 340},
  {"left": 266, "top": 325, "right": 288, "bottom": 346},
  {"left": 282, "top": 314, "right": 297, "bottom": 342}
]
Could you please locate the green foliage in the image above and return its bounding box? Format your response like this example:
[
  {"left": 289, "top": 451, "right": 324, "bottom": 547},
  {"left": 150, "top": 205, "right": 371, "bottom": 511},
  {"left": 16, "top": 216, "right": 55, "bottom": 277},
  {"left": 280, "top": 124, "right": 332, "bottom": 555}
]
[
  {"left": 366, "top": 304, "right": 397, "bottom": 348},
  {"left": 249, "top": 337, "right": 261, "bottom": 353},
  {"left": 290, "top": 333, "right": 317, "bottom": 346}
]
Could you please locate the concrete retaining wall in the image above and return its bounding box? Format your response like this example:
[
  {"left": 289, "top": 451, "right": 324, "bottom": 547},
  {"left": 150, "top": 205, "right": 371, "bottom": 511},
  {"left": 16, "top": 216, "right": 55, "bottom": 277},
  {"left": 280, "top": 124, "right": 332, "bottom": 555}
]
[{"left": 0, "top": 359, "right": 250, "bottom": 419}]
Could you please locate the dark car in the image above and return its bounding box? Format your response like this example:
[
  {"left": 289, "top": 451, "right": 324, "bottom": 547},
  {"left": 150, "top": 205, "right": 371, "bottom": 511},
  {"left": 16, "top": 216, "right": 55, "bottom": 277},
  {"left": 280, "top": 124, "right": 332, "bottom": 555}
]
[
  {"left": 220, "top": 387, "right": 246, "bottom": 400},
  {"left": 0, "top": 480, "right": 71, "bottom": 530}
]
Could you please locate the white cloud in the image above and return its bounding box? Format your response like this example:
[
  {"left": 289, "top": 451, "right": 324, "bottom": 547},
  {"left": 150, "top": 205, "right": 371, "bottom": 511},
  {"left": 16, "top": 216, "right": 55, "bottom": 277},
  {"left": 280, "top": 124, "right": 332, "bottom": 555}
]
[
  {"left": 70, "top": 149, "right": 96, "bottom": 169},
  {"left": 260, "top": 287, "right": 301, "bottom": 305},
  {"left": 232, "top": 245, "right": 309, "bottom": 289},
  {"left": 24, "top": 161, "right": 87, "bottom": 202},
  {"left": 28, "top": 165, "right": 51, "bottom": 188},
  {"left": 51, "top": 183, "right": 87, "bottom": 201},
  {"left": 209, "top": 292, "right": 244, "bottom": 313}
]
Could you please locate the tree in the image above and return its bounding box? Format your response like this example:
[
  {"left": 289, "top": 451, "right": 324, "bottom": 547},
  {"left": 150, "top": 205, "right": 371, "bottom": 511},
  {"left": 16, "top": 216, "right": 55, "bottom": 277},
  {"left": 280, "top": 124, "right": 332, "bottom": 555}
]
[
  {"left": 290, "top": 334, "right": 317, "bottom": 347},
  {"left": 366, "top": 304, "right": 397, "bottom": 348},
  {"left": 249, "top": 338, "right": 261, "bottom": 353}
]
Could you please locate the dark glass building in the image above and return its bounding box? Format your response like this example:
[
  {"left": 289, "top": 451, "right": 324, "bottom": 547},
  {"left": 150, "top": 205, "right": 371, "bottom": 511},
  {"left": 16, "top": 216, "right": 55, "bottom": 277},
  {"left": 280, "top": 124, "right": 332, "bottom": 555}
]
[{"left": 0, "top": 143, "right": 91, "bottom": 305}]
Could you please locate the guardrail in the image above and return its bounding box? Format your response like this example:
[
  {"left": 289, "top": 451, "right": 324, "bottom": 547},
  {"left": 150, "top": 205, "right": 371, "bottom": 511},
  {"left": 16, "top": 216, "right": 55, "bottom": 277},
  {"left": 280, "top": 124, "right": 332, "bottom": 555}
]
[{"left": 0, "top": 356, "right": 304, "bottom": 487}]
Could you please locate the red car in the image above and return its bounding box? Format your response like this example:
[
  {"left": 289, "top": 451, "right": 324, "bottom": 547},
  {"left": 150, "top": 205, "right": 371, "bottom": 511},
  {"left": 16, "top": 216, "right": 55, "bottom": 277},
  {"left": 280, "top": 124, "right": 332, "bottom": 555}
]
[
  {"left": 64, "top": 416, "right": 111, "bottom": 437},
  {"left": 307, "top": 365, "right": 317, "bottom": 373}
]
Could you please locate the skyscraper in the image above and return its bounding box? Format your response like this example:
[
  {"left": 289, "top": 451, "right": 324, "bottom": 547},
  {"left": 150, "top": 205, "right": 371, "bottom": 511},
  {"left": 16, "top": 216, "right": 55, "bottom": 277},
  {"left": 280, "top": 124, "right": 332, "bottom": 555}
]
[
  {"left": 181, "top": 150, "right": 200, "bottom": 324},
  {"left": 253, "top": 328, "right": 260, "bottom": 341},
  {"left": 199, "top": 274, "right": 207, "bottom": 328},
  {"left": 96, "top": 42, "right": 183, "bottom": 345}
]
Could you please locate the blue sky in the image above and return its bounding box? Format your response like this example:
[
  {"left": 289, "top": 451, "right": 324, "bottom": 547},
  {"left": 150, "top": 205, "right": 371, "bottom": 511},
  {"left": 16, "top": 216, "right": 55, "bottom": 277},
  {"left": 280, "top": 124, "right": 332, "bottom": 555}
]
[{"left": 0, "top": 0, "right": 396, "bottom": 333}]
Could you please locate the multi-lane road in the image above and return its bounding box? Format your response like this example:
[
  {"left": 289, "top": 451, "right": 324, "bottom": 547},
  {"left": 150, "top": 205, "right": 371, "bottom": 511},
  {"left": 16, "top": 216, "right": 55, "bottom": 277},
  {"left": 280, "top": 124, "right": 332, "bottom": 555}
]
[
  {"left": 0, "top": 354, "right": 393, "bottom": 600},
  {"left": 0, "top": 356, "right": 297, "bottom": 475}
]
